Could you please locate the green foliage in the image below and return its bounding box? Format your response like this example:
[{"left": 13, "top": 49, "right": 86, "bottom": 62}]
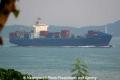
[
  {"left": 0, "top": 68, "right": 32, "bottom": 80},
  {"left": 12, "top": 9, "right": 20, "bottom": 18},
  {"left": 71, "top": 59, "right": 89, "bottom": 80},
  {"left": 0, "top": 68, "right": 49, "bottom": 80}
]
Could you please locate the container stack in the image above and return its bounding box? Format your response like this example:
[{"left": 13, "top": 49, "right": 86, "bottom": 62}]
[
  {"left": 77, "top": 35, "right": 80, "bottom": 38},
  {"left": 88, "top": 30, "right": 99, "bottom": 37},
  {"left": 9, "top": 32, "right": 16, "bottom": 39},
  {"left": 19, "top": 30, "right": 26, "bottom": 38},
  {"left": 61, "top": 30, "right": 70, "bottom": 38},
  {"left": 40, "top": 31, "right": 48, "bottom": 38},
  {"left": 24, "top": 32, "right": 30, "bottom": 39},
  {"left": 88, "top": 30, "right": 99, "bottom": 34},
  {"left": 31, "top": 30, "right": 34, "bottom": 33},
  {"left": 9, "top": 30, "right": 26, "bottom": 39},
  {"left": 15, "top": 31, "right": 20, "bottom": 38},
  {"left": 40, "top": 31, "right": 48, "bottom": 36},
  {"left": 71, "top": 34, "right": 76, "bottom": 38},
  {"left": 46, "top": 32, "right": 55, "bottom": 38},
  {"left": 54, "top": 32, "right": 61, "bottom": 38}
]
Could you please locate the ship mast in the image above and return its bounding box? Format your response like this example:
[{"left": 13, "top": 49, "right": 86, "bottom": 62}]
[
  {"left": 36, "top": 17, "right": 41, "bottom": 25},
  {"left": 105, "top": 25, "right": 107, "bottom": 33}
]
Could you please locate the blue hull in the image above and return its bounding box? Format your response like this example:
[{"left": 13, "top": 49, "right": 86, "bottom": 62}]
[{"left": 9, "top": 32, "right": 112, "bottom": 46}]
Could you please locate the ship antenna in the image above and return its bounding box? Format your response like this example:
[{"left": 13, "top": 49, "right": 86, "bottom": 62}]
[
  {"left": 36, "top": 17, "right": 41, "bottom": 25},
  {"left": 105, "top": 25, "right": 107, "bottom": 33}
]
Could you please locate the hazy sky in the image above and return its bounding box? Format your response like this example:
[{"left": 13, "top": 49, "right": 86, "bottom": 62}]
[{"left": 6, "top": 0, "right": 120, "bottom": 27}]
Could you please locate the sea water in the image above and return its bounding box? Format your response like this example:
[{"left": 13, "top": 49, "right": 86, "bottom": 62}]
[{"left": 0, "top": 37, "right": 120, "bottom": 80}]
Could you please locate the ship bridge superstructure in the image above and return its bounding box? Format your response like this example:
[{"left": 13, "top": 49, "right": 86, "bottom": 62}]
[{"left": 32, "top": 18, "right": 48, "bottom": 38}]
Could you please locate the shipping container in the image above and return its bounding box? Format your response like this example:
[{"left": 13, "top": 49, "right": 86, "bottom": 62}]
[
  {"left": 19, "top": 33, "right": 24, "bottom": 38},
  {"left": 24, "top": 32, "right": 29, "bottom": 39},
  {"left": 71, "top": 34, "right": 76, "bottom": 38},
  {"left": 46, "top": 32, "right": 55, "bottom": 38},
  {"left": 14, "top": 30, "right": 26, "bottom": 38},
  {"left": 31, "top": 30, "right": 34, "bottom": 33},
  {"left": 55, "top": 35, "right": 61, "bottom": 38},
  {"left": 20, "top": 30, "right": 26, "bottom": 33},
  {"left": 15, "top": 31, "right": 20, "bottom": 37},
  {"left": 87, "top": 30, "right": 99, "bottom": 37},
  {"left": 88, "top": 30, "right": 99, "bottom": 34},
  {"left": 54, "top": 32, "right": 61, "bottom": 34},
  {"left": 45, "top": 35, "right": 55, "bottom": 38},
  {"left": 9, "top": 32, "right": 16, "bottom": 39},
  {"left": 40, "top": 31, "right": 48, "bottom": 36},
  {"left": 61, "top": 30, "right": 70, "bottom": 38},
  {"left": 54, "top": 32, "right": 61, "bottom": 36},
  {"left": 40, "top": 36, "right": 45, "bottom": 38},
  {"left": 47, "top": 32, "right": 55, "bottom": 36},
  {"left": 77, "top": 35, "right": 80, "bottom": 38},
  {"left": 24, "top": 34, "right": 29, "bottom": 39},
  {"left": 20, "top": 33, "right": 25, "bottom": 38}
]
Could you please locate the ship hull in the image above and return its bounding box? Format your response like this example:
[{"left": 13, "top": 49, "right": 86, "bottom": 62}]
[{"left": 9, "top": 32, "right": 112, "bottom": 46}]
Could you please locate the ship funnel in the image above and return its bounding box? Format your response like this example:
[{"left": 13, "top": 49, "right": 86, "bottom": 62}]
[{"left": 105, "top": 25, "right": 107, "bottom": 33}]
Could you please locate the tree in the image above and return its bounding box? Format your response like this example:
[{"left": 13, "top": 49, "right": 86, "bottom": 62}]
[
  {"left": 0, "top": 68, "right": 49, "bottom": 80},
  {"left": 0, "top": 0, "right": 19, "bottom": 45},
  {"left": 71, "top": 59, "right": 89, "bottom": 80},
  {"left": 0, "top": 68, "right": 31, "bottom": 80}
]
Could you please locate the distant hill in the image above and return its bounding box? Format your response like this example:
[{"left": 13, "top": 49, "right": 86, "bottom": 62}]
[{"left": 1, "top": 20, "right": 120, "bottom": 37}]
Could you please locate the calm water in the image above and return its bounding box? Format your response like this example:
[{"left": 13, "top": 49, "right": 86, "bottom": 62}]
[{"left": 0, "top": 37, "right": 120, "bottom": 80}]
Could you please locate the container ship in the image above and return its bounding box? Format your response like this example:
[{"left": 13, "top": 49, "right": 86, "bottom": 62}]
[{"left": 9, "top": 19, "right": 112, "bottom": 46}]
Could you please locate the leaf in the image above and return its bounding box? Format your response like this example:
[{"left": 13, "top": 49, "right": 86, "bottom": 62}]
[
  {"left": 71, "top": 59, "right": 89, "bottom": 79},
  {"left": 12, "top": 9, "right": 20, "bottom": 18},
  {"left": 0, "top": 37, "right": 3, "bottom": 45},
  {"left": 81, "top": 64, "right": 87, "bottom": 68},
  {"left": 76, "top": 59, "right": 80, "bottom": 64},
  {"left": 71, "top": 68, "right": 77, "bottom": 72},
  {"left": 82, "top": 68, "right": 88, "bottom": 73},
  {"left": 71, "top": 73, "right": 78, "bottom": 77}
]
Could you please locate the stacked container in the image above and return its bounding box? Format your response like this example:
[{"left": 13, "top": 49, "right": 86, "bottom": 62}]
[
  {"left": 40, "top": 31, "right": 48, "bottom": 36},
  {"left": 19, "top": 30, "right": 26, "bottom": 38},
  {"left": 61, "top": 30, "right": 70, "bottom": 38},
  {"left": 88, "top": 30, "right": 99, "bottom": 34},
  {"left": 9, "top": 30, "right": 26, "bottom": 39},
  {"left": 88, "top": 30, "right": 99, "bottom": 37},
  {"left": 9, "top": 32, "right": 16, "bottom": 39},
  {"left": 54, "top": 32, "right": 61, "bottom": 38},
  {"left": 71, "top": 34, "right": 76, "bottom": 38},
  {"left": 46, "top": 32, "right": 55, "bottom": 38},
  {"left": 15, "top": 31, "right": 20, "bottom": 38},
  {"left": 24, "top": 32, "right": 29, "bottom": 39},
  {"left": 40, "top": 31, "right": 48, "bottom": 38},
  {"left": 31, "top": 30, "right": 34, "bottom": 33},
  {"left": 77, "top": 35, "right": 80, "bottom": 38}
]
